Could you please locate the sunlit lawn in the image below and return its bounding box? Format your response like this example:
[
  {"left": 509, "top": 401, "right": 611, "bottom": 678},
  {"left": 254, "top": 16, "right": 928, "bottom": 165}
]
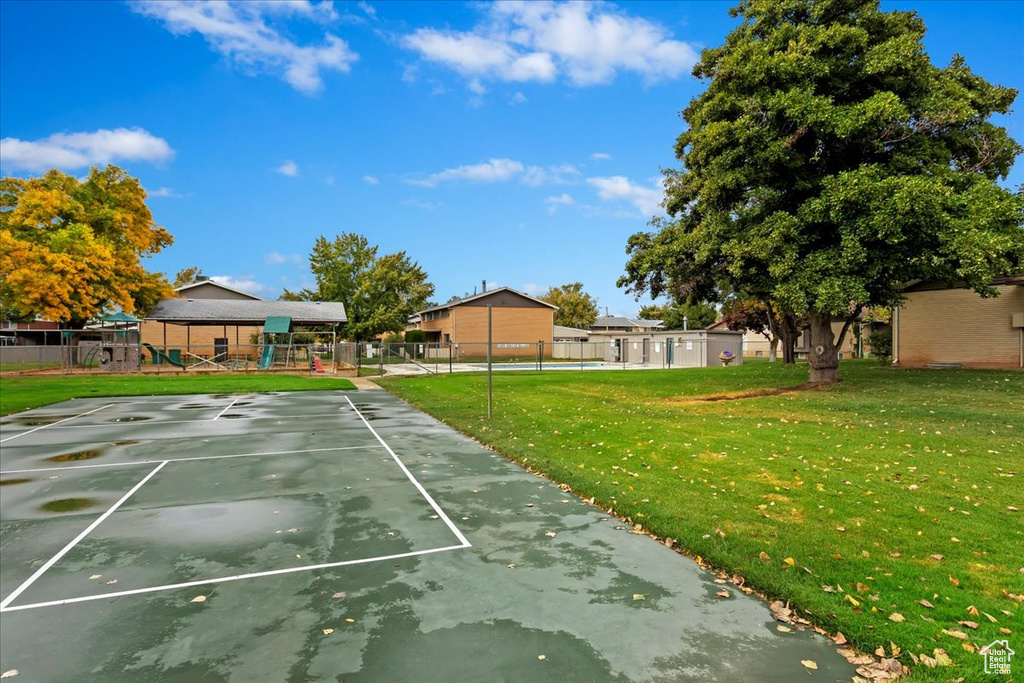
[
  {"left": 0, "top": 373, "right": 355, "bottom": 415},
  {"left": 381, "top": 361, "right": 1023, "bottom": 682}
]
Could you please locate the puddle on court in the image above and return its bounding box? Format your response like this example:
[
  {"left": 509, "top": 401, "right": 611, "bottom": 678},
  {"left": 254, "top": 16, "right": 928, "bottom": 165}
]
[
  {"left": 112, "top": 416, "right": 152, "bottom": 423},
  {"left": 40, "top": 497, "right": 99, "bottom": 513},
  {"left": 15, "top": 415, "right": 74, "bottom": 426},
  {"left": 0, "top": 478, "right": 34, "bottom": 486},
  {"left": 48, "top": 449, "right": 106, "bottom": 463},
  {"left": 178, "top": 405, "right": 210, "bottom": 410},
  {"left": 221, "top": 414, "right": 246, "bottom": 419},
  {"left": 110, "top": 440, "right": 139, "bottom": 446}
]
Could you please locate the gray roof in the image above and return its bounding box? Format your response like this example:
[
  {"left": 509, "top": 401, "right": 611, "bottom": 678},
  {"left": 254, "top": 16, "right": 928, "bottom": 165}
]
[
  {"left": 146, "top": 299, "right": 347, "bottom": 325},
  {"left": 591, "top": 315, "right": 664, "bottom": 330},
  {"left": 553, "top": 325, "right": 591, "bottom": 338},
  {"left": 418, "top": 287, "right": 558, "bottom": 314}
]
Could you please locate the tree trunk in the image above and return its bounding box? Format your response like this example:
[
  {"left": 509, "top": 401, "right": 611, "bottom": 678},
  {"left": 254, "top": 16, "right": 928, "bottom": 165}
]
[
  {"left": 807, "top": 312, "right": 840, "bottom": 384},
  {"left": 767, "top": 335, "right": 778, "bottom": 362}
]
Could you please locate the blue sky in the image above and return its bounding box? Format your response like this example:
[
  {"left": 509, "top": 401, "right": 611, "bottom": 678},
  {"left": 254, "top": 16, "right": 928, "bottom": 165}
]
[{"left": 2, "top": 0, "right": 1022, "bottom": 316}]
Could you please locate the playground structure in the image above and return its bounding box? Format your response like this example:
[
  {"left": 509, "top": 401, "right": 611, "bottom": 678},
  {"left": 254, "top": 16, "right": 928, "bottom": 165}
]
[{"left": 61, "top": 313, "right": 142, "bottom": 373}]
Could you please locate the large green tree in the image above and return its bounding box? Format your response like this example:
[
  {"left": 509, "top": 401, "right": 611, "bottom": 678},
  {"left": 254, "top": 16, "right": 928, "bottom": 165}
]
[
  {"left": 638, "top": 302, "right": 717, "bottom": 330},
  {"left": 540, "top": 282, "right": 598, "bottom": 329},
  {"left": 288, "top": 233, "right": 434, "bottom": 341},
  {"left": 0, "top": 166, "right": 174, "bottom": 327},
  {"left": 619, "top": 0, "right": 1024, "bottom": 383}
]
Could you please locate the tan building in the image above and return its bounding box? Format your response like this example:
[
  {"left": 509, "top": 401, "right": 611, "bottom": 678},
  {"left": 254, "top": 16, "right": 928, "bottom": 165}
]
[
  {"left": 894, "top": 277, "right": 1024, "bottom": 369},
  {"left": 410, "top": 287, "right": 556, "bottom": 358},
  {"left": 140, "top": 278, "right": 264, "bottom": 357}
]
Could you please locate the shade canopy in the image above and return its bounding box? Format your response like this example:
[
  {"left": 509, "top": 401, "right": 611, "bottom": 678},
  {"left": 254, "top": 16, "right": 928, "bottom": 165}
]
[{"left": 263, "top": 316, "right": 292, "bottom": 334}]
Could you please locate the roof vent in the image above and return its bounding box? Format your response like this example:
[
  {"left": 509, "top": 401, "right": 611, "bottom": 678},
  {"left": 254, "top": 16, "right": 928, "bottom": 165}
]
[{"left": 187, "top": 298, "right": 194, "bottom": 302}]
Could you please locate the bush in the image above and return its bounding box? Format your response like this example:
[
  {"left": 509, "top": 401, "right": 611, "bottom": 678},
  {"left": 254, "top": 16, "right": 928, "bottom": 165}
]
[
  {"left": 867, "top": 327, "right": 892, "bottom": 365},
  {"left": 405, "top": 330, "right": 426, "bottom": 344}
]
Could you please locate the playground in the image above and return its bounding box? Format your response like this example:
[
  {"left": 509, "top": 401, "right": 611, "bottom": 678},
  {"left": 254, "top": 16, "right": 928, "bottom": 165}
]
[{"left": 0, "top": 389, "right": 855, "bottom": 682}]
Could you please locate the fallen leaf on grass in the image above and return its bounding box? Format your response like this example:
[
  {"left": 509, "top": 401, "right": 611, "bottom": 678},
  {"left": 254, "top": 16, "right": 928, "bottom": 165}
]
[
  {"left": 800, "top": 660, "right": 818, "bottom": 670},
  {"left": 929, "top": 554, "right": 944, "bottom": 561},
  {"left": 855, "top": 582, "right": 870, "bottom": 593},
  {"left": 758, "top": 551, "right": 771, "bottom": 562},
  {"left": 1000, "top": 627, "right": 1012, "bottom": 634},
  {"left": 888, "top": 612, "right": 905, "bottom": 623},
  {"left": 918, "top": 599, "right": 934, "bottom": 609},
  {"left": 875, "top": 647, "right": 886, "bottom": 657},
  {"left": 958, "top": 621, "right": 978, "bottom": 629},
  {"left": 948, "top": 575, "right": 960, "bottom": 587},
  {"left": 967, "top": 605, "right": 979, "bottom": 616},
  {"left": 322, "top": 628, "right": 334, "bottom": 635},
  {"left": 190, "top": 595, "right": 207, "bottom": 603},
  {"left": 982, "top": 611, "right": 998, "bottom": 623},
  {"left": 890, "top": 642, "right": 901, "bottom": 657},
  {"left": 962, "top": 642, "right": 977, "bottom": 653},
  {"left": 833, "top": 632, "right": 847, "bottom": 645},
  {"left": 783, "top": 557, "right": 796, "bottom": 567},
  {"left": 942, "top": 629, "right": 967, "bottom": 640},
  {"left": 845, "top": 594, "right": 861, "bottom": 608}
]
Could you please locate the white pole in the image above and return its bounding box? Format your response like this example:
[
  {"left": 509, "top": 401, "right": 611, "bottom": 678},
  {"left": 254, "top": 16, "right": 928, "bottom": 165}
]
[{"left": 487, "top": 305, "right": 493, "bottom": 419}]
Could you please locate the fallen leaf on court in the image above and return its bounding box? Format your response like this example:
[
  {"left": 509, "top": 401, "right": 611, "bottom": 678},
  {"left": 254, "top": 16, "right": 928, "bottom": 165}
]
[
  {"left": 715, "top": 590, "right": 730, "bottom": 598},
  {"left": 537, "top": 655, "right": 546, "bottom": 661},
  {"left": 345, "top": 618, "right": 355, "bottom": 623},
  {"left": 888, "top": 612, "right": 905, "bottom": 622},
  {"left": 332, "top": 592, "right": 346, "bottom": 599},
  {"left": 0, "top": 671, "right": 18, "bottom": 679},
  {"left": 506, "top": 563, "right": 516, "bottom": 569},
  {"left": 190, "top": 595, "right": 207, "bottom": 603},
  {"left": 89, "top": 575, "right": 101, "bottom": 580},
  {"left": 777, "top": 625, "right": 792, "bottom": 633},
  {"left": 322, "top": 628, "right": 334, "bottom": 635},
  {"left": 545, "top": 532, "right": 556, "bottom": 538},
  {"left": 525, "top": 503, "right": 534, "bottom": 508},
  {"left": 105, "top": 579, "right": 118, "bottom": 585},
  {"left": 286, "top": 528, "right": 298, "bottom": 533},
  {"left": 633, "top": 594, "right": 646, "bottom": 601},
  {"left": 833, "top": 632, "right": 847, "bottom": 645},
  {"left": 800, "top": 660, "right": 818, "bottom": 670},
  {"left": 296, "top": 554, "right": 301, "bottom": 559},
  {"left": 918, "top": 599, "right": 934, "bottom": 609}
]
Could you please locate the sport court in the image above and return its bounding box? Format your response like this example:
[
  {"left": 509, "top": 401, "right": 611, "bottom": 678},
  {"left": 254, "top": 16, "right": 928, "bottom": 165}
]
[{"left": 0, "top": 390, "right": 855, "bottom": 682}]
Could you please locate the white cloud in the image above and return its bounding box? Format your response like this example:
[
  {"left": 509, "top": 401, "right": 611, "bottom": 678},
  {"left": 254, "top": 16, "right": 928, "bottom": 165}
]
[
  {"left": 0, "top": 127, "right": 174, "bottom": 173},
  {"left": 401, "top": 199, "right": 442, "bottom": 211},
  {"left": 468, "top": 78, "right": 487, "bottom": 95},
  {"left": 509, "top": 91, "right": 527, "bottom": 105},
  {"left": 149, "top": 186, "right": 183, "bottom": 198},
  {"left": 131, "top": 1, "right": 357, "bottom": 94},
  {"left": 590, "top": 152, "right": 612, "bottom": 160},
  {"left": 587, "top": 175, "right": 664, "bottom": 215},
  {"left": 325, "top": 175, "right": 335, "bottom": 185},
  {"left": 276, "top": 160, "right": 299, "bottom": 176},
  {"left": 403, "top": 2, "right": 697, "bottom": 87},
  {"left": 408, "top": 158, "right": 524, "bottom": 187},
  {"left": 544, "top": 192, "right": 575, "bottom": 214},
  {"left": 521, "top": 283, "right": 547, "bottom": 296},
  {"left": 357, "top": 1, "right": 377, "bottom": 20},
  {"left": 521, "top": 163, "right": 580, "bottom": 187},
  {"left": 207, "top": 274, "right": 273, "bottom": 295},
  {"left": 264, "top": 251, "right": 303, "bottom": 265},
  {"left": 362, "top": 174, "right": 379, "bottom": 185}
]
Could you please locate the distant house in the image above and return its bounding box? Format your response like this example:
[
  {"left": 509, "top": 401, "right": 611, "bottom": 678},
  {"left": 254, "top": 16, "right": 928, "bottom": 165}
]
[
  {"left": 590, "top": 316, "right": 664, "bottom": 334},
  {"left": 708, "top": 311, "right": 887, "bottom": 360},
  {"left": 893, "top": 276, "right": 1024, "bottom": 369},
  {"left": 553, "top": 325, "right": 591, "bottom": 342},
  {"left": 408, "top": 287, "right": 557, "bottom": 357}
]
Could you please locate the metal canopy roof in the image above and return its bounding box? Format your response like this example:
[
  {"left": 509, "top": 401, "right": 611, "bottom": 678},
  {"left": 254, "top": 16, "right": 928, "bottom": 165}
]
[
  {"left": 145, "top": 299, "right": 347, "bottom": 326},
  {"left": 263, "top": 316, "right": 292, "bottom": 333}
]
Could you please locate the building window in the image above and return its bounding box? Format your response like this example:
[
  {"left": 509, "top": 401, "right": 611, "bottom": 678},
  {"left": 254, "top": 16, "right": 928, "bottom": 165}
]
[{"left": 444, "top": 333, "right": 450, "bottom": 344}]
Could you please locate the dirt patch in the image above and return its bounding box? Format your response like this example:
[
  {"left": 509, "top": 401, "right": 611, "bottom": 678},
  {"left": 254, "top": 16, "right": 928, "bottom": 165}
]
[{"left": 667, "top": 382, "right": 829, "bottom": 404}]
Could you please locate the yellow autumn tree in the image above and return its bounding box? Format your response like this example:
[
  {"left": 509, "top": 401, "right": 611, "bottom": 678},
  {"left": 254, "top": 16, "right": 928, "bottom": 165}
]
[{"left": 0, "top": 165, "right": 174, "bottom": 326}]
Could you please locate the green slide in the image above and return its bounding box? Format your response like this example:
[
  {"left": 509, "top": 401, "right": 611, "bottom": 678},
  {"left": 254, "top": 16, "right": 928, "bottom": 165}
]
[
  {"left": 143, "top": 343, "right": 186, "bottom": 370},
  {"left": 258, "top": 345, "right": 274, "bottom": 370}
]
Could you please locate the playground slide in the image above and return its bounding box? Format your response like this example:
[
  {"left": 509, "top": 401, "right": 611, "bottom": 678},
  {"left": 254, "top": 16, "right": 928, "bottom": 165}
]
[
  {"left": 143, "top": 343, "right": 186, "bottom": 370},
  {"left": 258, "top": 345, "right": 274, "bottom": 370}
]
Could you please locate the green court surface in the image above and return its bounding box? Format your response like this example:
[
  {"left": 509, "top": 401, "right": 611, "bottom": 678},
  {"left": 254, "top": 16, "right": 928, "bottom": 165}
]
[{"left": 1, "top": 391, "right": 856, "bottom": 682}]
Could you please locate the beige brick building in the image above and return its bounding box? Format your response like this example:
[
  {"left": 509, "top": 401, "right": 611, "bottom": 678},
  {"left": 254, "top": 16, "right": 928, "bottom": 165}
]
[
  {"left": 894, "top": 277, "right": 1024, "bottom": 369},
  {"left": 410, "top": 287, "right": 556, "bottom": 358}
]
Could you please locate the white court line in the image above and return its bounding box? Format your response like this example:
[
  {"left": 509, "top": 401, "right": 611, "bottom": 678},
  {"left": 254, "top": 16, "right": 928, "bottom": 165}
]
[
  {"left": 0, "top": 544, "right": 466, "bottom": 613},
  {"left": 212, "top": 398, "right": 240, "bottom": 421},
  {"left": 345, "top": 396, "right": 472, "bottom": 548},
  {"left": 10, "top": 411, "right": 356, "bottom": 432},
  {"left": 0, "top": 461, "right": 168, "bottom": 611},
  {"left": 0, "top": 445, "right": 382, "bottom": 475},
  {"left": 0, "top": 404, "right": 116, "bottom": 444}
]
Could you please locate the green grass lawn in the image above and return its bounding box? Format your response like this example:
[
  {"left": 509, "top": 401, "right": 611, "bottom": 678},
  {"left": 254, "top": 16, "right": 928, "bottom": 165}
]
[
  {"left": 0, "top": 373, "right": 355, "bottom": 415},
  {"left": 380, "top": 361, "right": 1023, "bottom": 682}
]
